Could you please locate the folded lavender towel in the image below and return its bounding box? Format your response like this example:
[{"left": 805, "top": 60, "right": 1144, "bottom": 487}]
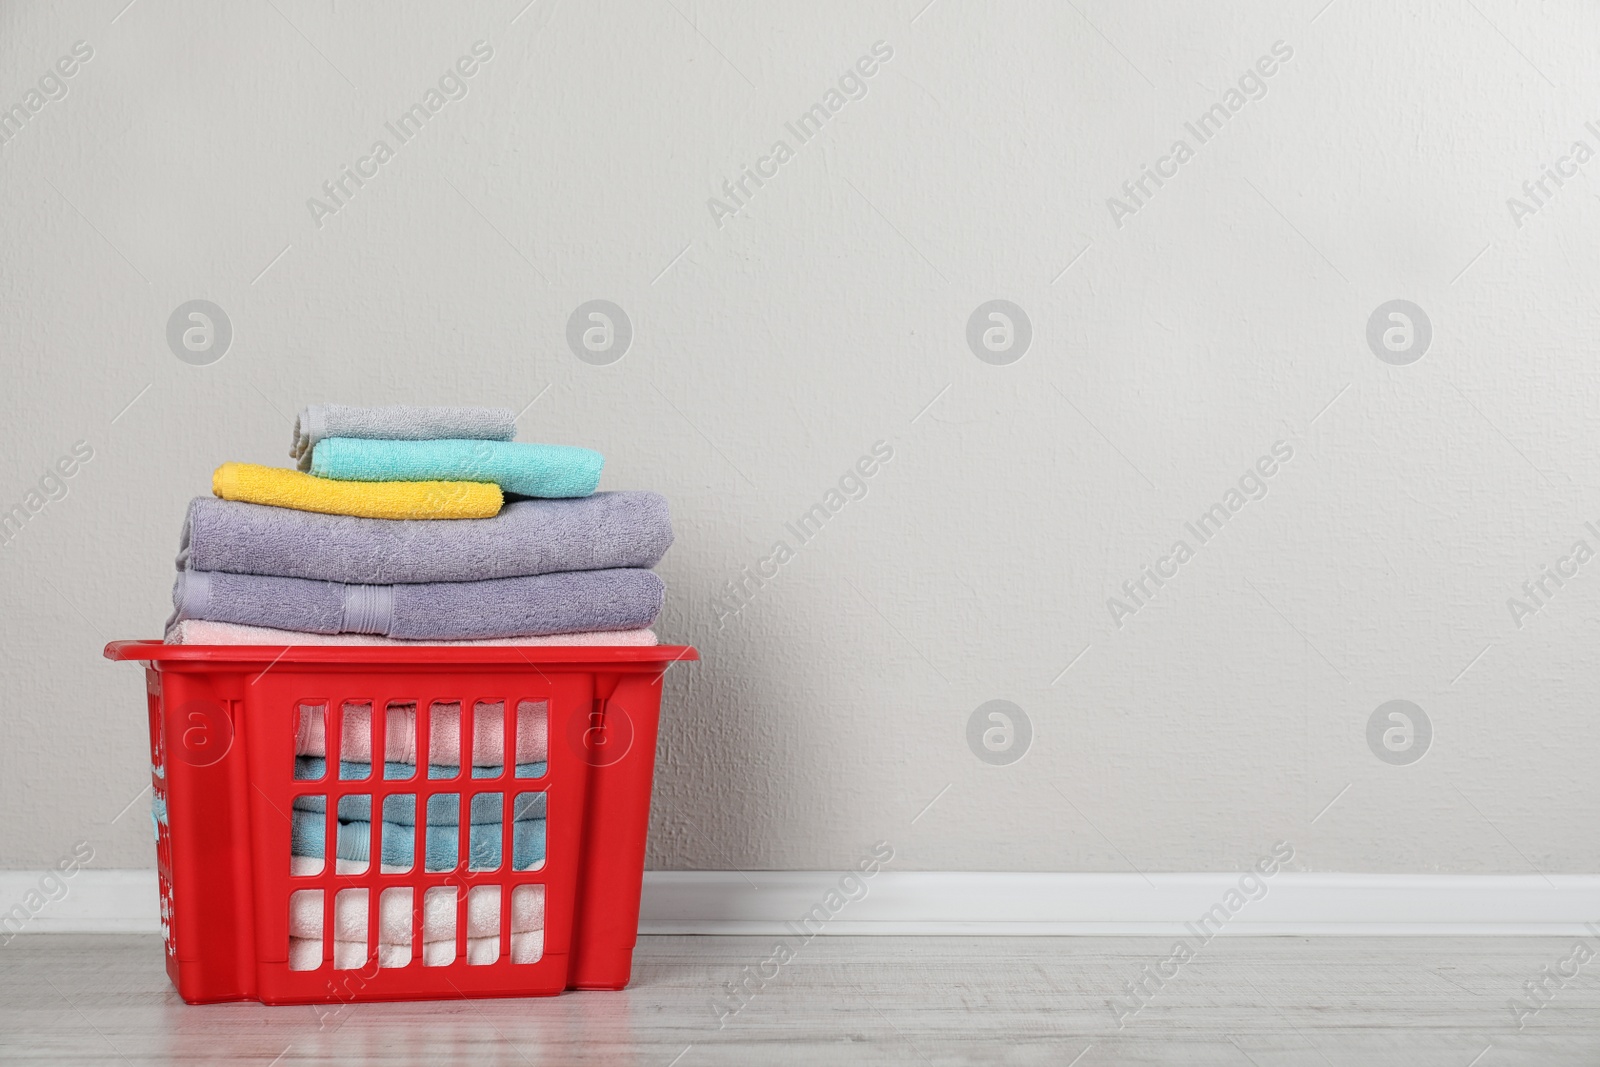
[
  {"left": 169, "top": 568, "right": 665, "bottom": 639},
  {"left": 290, "top": 404, "right": 516, "bottom": 471},
  {"left": 177, "top": 492, "right": 672, "bottom": 583}
]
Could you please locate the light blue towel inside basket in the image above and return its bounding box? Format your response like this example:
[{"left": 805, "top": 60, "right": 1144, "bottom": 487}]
[
  {"left": 311, "top": 438, "right": 604, "bottom": 499},
  {"left": 290, "top": 809, "right": 545, "bottom": 870},
  {"left": 292, "top": 757, "right": 547, "bottom": 825}
]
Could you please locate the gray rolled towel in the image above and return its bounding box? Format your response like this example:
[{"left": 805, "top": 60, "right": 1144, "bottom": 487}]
[
  {"left": 178, "top": 491, "right": 672, "bottom": 583},
  {"left": 170, "top": 568, "right": 665, "bottom": 640},
  {"left": 290, "top": 404, "right": 517, "bottom": 470}
]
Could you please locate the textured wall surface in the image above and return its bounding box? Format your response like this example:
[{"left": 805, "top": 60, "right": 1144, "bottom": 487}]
[{"left": 1, "top": 0, "right": 1596, "bottom": 874}]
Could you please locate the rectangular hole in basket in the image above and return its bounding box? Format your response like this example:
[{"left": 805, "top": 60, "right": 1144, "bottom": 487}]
[
  {"left": 424, "top": 794, "right": 461, "bottom": 872},
  {"left": 383, "top": 700, "right": 417, "bottom": 778},
  {"left": 380, "top": 794, "right": 416, "bottom": 874},
  {"left": 469, "top": 793, "right": 502, "bottom": 872},
  {"left": 379, "top": 886, "right": 413, "bottom": 969},
  {"left": 466, "top": 885, "right": 500, "bottom": 965},
  {"left": 428, "top": 701, "right": 463, "bottom": 775},
  {"left": 338, "top": 702, "right": 371, "bottom": 780},
  {"left": 287, "top": 889, "right": 321, "bottom": 970},
  {"left": 294, "top": 702, "right": 327, "bottom": 780},
  {"left": 515, "top": 700, "right": 548, "bottom": 779},
  {"left": 332, "top": 888, "right": 368, "bottom": 970},
  {"left": 422, "top": 885, "right": 457, "bottom": 966},
  {"left": 291, "top": 794, "right": 324, "bottom": 876},
  {"left": 513, "top": 792, "right": 547, "bottom": 871},
  {"left": 463, "top": 702, "right": 510, "bottom": 776},
  {"left": 470, "top": 701, "right": 503, "bottom": 777},
  {"left": 510, "top": 885, "right": 544, "bottom": 964},
  {"left": 336, "top": 795, "right": 370, "bottom": 875}
]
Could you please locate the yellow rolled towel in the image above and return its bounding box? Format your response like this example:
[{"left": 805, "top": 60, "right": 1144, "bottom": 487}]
[{"left": 212, "top": 463, "right": 501, "bottom": 520}]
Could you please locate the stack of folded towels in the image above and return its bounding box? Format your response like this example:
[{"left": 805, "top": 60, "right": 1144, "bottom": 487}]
[
  {"left": 165, "top": 402, "right": 673, "bottom": 646},
  {"left": 161, "top": 403, "right": 675, "bottom": 968}
]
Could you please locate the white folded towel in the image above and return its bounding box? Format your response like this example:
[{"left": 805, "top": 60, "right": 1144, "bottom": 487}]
[
  {"left": 288, "top": 932, "right": 541, "bottom": 970},
  {"left": 288, "top": 858, "right": 544, "bottom": 943}
]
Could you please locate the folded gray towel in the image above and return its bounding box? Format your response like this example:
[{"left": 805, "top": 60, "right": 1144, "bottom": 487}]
[
  {"left": 178, "top": 492, "right": 672, "bottom": 583},
  {"left": 169, "top": 568, "right": 665, "bottom": 639},
  {"left": 290, "top": 404, "right": 517, "bottom": 471}
]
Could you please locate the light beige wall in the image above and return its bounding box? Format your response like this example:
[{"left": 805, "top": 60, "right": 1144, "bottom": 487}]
[{"left": 2, "top": 0, "right": 1595, "bottom": 874}]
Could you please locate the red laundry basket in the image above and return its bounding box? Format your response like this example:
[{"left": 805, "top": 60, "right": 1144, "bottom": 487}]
[{"left": 104, "top": 640, "right": 696, "bottom": 1005}]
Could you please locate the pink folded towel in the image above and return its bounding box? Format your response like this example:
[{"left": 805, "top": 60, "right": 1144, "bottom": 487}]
[
  {"left": 287, "top": 865, "right": 543, "bottom": 943},
  {"left": 288, "top": 933, "right": 541, "bottom": 970},
  {"left": 166, "top": 619, "right": 658, "bottom": 646},
  {"left": 296, "top": 700, "right": 547, "bottom": 765}
]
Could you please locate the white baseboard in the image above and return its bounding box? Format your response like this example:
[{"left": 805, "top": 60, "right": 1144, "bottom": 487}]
[
  {"left": 0, "top": 871, "right": 157, "bottom": 935},
  {"left": 4, "top": 870, "right": 1599, "bottom": 937},
  {"left": 639, "top": 872, "right": 1600, "bottom": 936}
]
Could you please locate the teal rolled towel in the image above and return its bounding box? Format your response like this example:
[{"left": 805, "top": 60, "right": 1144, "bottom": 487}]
[{"left": 310, "top": 438, "right": 604, "bottom": 498}]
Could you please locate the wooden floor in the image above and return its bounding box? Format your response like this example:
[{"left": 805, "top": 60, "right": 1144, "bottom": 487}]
[{"left": 2, "top": 934, "right": 1596, "bottom": 1065}]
